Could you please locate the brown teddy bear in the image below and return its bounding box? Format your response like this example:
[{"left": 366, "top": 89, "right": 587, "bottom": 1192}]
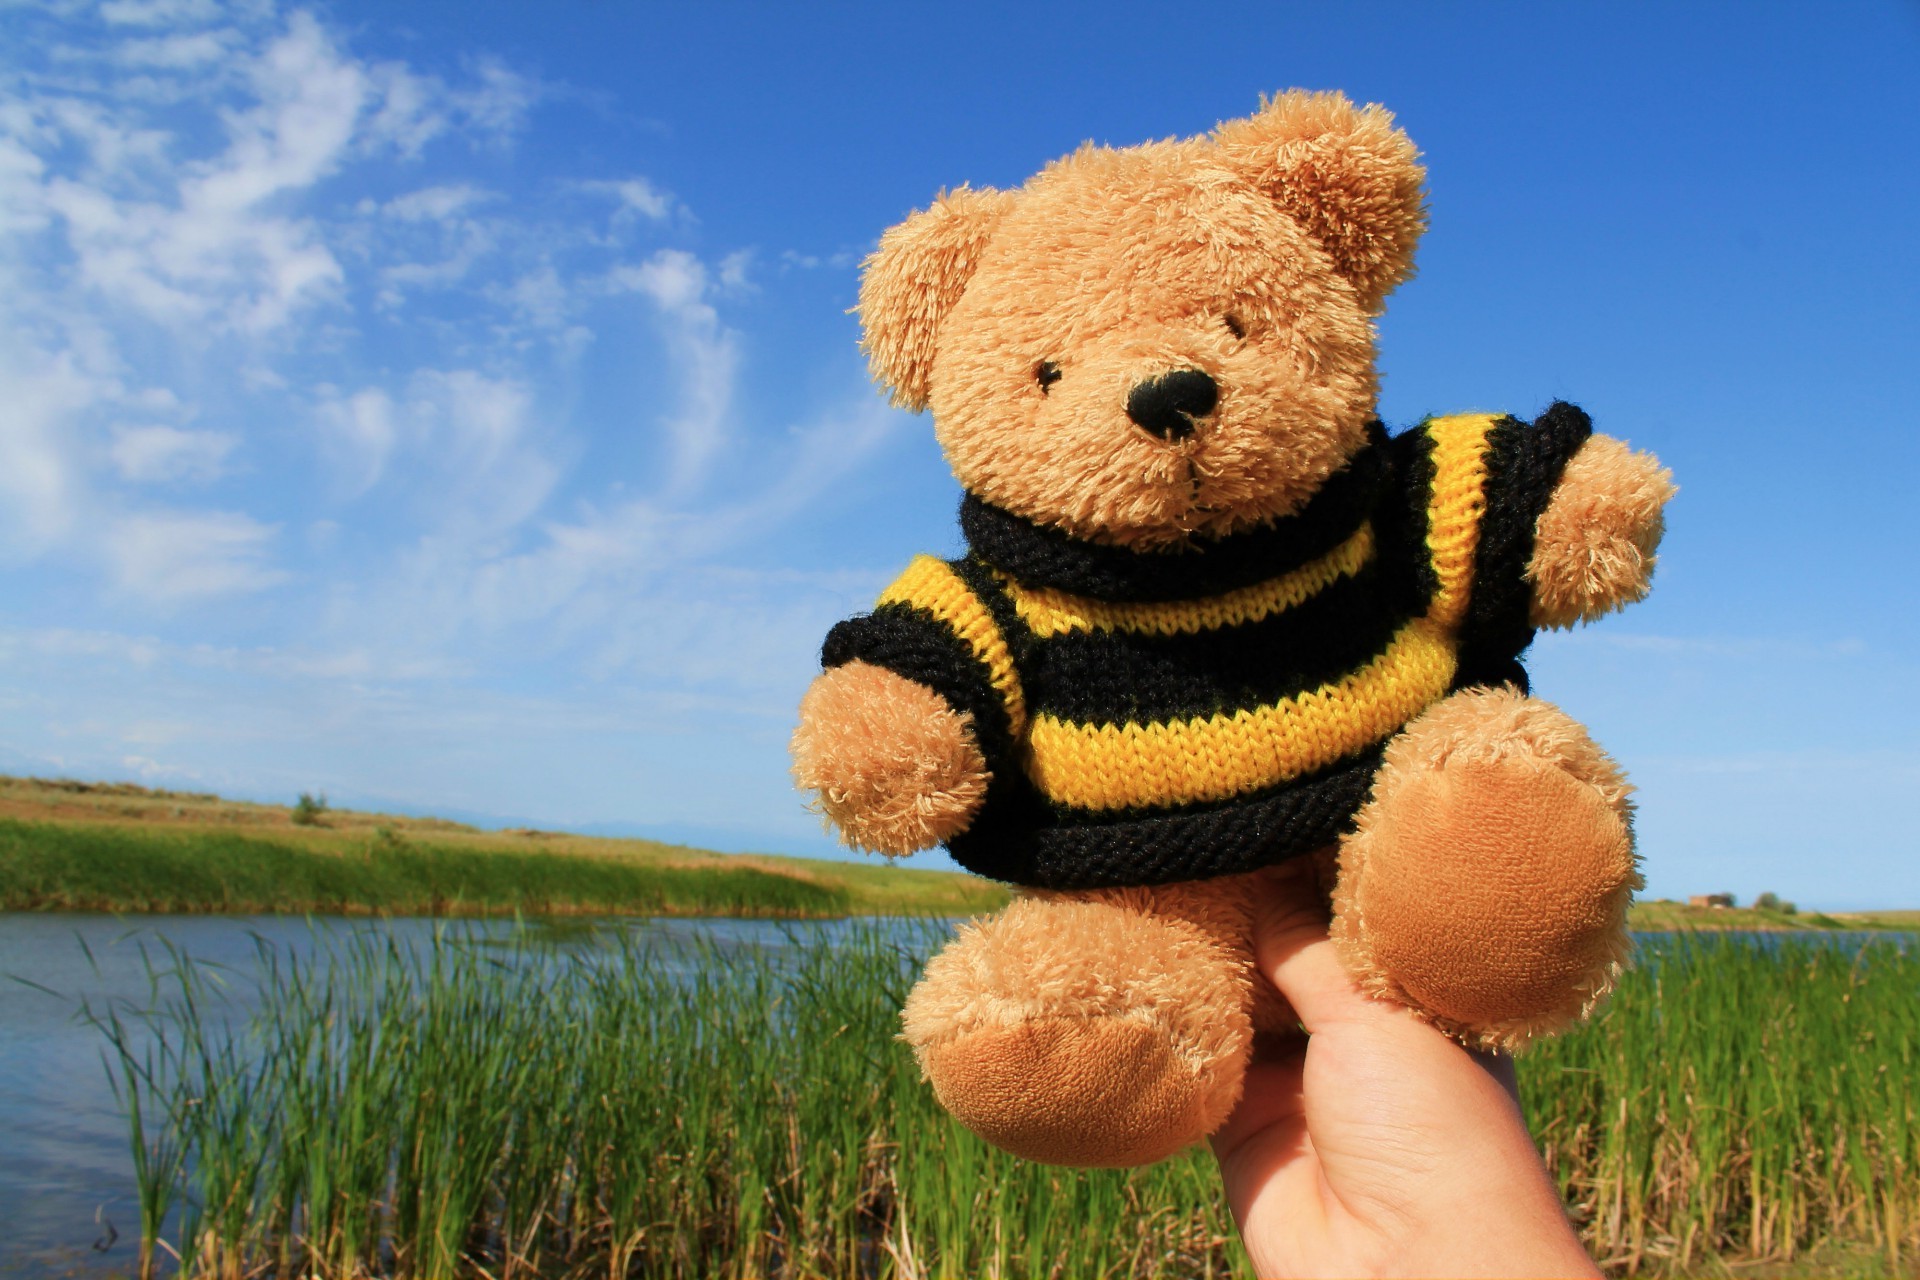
[{"left": 791, "top": 90, "right": 1674, "bottom": 1168}]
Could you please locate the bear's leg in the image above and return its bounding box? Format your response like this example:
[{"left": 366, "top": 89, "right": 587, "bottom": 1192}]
[
  {"left": 902, "top": 874, "right": 1263, "bottom": 1168},
  {"left": 1331, "top": 686, "right": 1640, "bottom": 1051}
]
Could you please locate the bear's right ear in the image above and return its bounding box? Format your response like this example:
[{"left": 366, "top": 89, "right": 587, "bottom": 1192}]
[{"left": 857, "top": 185, "right": 1013, "bottom": 411}]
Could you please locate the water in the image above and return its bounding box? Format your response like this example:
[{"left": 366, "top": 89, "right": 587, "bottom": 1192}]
[
  {"left": 2, "top": 914, "right": 1912, "bottom": 1277},
  {"left": 0, "top": 912, "right": 900, "bottom": 1278}
]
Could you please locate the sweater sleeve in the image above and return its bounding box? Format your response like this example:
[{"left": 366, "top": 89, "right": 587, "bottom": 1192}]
[
  {"left": 1454, "top": 401, "right": 1594, "bottom": 687},
  {"left": 820, "top": 555, "right": 1026, "bottom": 767}
]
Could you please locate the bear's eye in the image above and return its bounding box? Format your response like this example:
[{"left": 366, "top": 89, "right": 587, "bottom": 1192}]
[
  {"left": 1035, "top": 360, "right": 1062, "bottom": 393},
  {"left": 1223, "top": 314, "right": 1247, "bottom": 340}
]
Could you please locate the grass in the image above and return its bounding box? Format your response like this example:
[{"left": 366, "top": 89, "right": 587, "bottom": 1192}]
[
  {"left": 1524, "top": 933, "right": 1920, "bottom": 1276},
  {"left": 1628, "top": 899, "right": 1860, "bottom": 932},
  {"left": 0, "top": 774, "right": 1008, "bottom": 918},
  {"left": 91, "top": 925, "right": 1920, "bottom": 1279},
  {"left": 93, "top": 921, "right": 1245, "bottom": 1280}
]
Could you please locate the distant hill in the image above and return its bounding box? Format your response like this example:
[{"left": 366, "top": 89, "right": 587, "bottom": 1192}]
[{"left": 1628, "top": 898, "right": 1913, "bottom": 932}]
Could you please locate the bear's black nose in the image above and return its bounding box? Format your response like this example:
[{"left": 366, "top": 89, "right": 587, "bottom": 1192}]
[{"left": 1126, "top": 370, "right": 1218, "bottom": 441}]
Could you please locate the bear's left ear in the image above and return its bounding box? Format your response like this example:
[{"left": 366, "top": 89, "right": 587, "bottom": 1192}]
[
  {"left": 1210, "top": 90, "right": 1427, "bottom": 314},
  {"left": 858, "top": 185, "right": 1014, "bottom": 411}
]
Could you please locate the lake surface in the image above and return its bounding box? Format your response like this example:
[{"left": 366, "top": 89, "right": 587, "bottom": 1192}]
[
  {"left": 0, "top": 913, "right": 910, "bottom": 1278},
  {"left": 2, "top": 913, "right": 1911, "bottom": 1277}
]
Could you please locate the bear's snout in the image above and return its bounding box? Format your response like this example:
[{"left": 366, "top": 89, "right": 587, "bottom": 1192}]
[{"left": 1125, "top": 370, "right": 1217, "bottom": 441}]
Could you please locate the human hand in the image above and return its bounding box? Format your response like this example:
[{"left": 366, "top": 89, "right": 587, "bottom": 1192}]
[{"left": 1211, "top": 864, "right": 1602, "bottom": 1279}]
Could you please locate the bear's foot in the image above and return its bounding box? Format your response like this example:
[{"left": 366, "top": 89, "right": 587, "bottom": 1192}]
[
  {"left": 902, "top": 885, "right": 1257, "bottom": 1167},
  {"left": 1332, "top": 686, "right": 1640, "bottom": 1051}
]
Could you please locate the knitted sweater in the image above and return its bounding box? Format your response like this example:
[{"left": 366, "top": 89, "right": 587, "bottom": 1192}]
[{"left": 820, "top": 402, "right": 1594, "bottom": 890}]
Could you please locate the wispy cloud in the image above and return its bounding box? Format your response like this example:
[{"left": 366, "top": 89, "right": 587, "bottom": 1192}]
[
  {"left": 105, "top": 508, "right": 287, "bottom": 601},
  {"left": 0, "top": 0, "right": 897, "bottom": 845},
  {"left": 604, "top": 248, "right": 740, "bottom": 494},
  {"left": 107, "top": 423, "right": 239, "bottom": 484}
]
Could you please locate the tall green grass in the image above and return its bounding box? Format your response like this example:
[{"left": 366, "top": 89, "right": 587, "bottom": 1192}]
[
  {"left": 1, "top": 818, "right": 850, "bottom": 917},
  {"left": 1523, "top": 933, "right": 1920, "bottom": 1276},
  {"left": 93, "top": 921, "right": 1244, "bottom": 1280},
  {"left": 93, "top": 927, "right": 1919, "bottom": 1279}
]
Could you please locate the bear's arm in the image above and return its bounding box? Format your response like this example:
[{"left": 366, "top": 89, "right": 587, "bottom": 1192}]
[
  {"left": 790, "top": 560, "right": 1015, "bottom": 856},
  {"left": 1527, "top": 434, "right": 1675, "bottom": 629},
  {"left": 792, "top": 661, "right": 989, "bottom": 856}
]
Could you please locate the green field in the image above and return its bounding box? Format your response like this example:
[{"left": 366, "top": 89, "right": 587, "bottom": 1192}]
[
  {"left": 0, "top": 775, "right": 1007, "bottom": 918},
  {"left": 97, "top": 923, "right": 1920, "bottom": 1279},
  {"left": 3, "top": 775, "right": 1904, "bottom": 933}
]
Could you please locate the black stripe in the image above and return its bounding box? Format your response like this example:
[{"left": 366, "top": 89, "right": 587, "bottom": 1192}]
[
  {"left": 946, "top": 747, "right": 1383, "bottom": 889},
  {"left": 1454, "top": 402, "right": 1593, "bottom": 689},
  {"left": 1379, "top": 421, "right": 1440, "bottom": 616},
  {"left": 821, "top": 604, "right": 1013, "bottom": 762},
  {"left": 959, "top": 423, "right": 1390, "bottom": 602},
  {"left": 1019, "top": 560, "right": 1408, "bottom": 725}
]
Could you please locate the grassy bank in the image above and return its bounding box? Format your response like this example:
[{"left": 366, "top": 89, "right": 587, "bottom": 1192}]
[
  {"left": 96, "top": 925, "right": 1919, "bottom": 1279},
  {"left": 0, "top": 775, "right": 1007, "bottom": 918},
  {"left": 1627, "top": 899, "right": 1865, "bottom": 932}
]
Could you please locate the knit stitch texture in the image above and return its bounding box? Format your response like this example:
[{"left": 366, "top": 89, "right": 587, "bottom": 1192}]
[{"left": 820, "top": 405, "right": 1593, "bottom": 889}]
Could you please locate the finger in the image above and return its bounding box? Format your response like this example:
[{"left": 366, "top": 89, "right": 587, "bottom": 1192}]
[
  {"left": 1250, "top": 863, "right": 1393, "bottom": 1036},
  {"left": 1209, "top": 1033, "right": 1308, "bottom": 1161},
  {"left": 1472, "top": 1045, "right": 1522, "bottom": 1107}
]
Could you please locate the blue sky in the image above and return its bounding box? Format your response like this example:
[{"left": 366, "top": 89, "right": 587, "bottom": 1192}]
[{"left": 1, "top": 1, "right": 1916, "bottom": 909}]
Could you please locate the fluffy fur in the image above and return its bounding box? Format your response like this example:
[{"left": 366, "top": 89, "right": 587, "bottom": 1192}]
[
  {"left": 794, "top": 90, "right": 1673, "bottom": 1168},
  {"left": 791, "top": 660, "right": 989, "bottom": 856},
  {"left": 1528, "top": 435, "right": 1677, "bottom": 628}
]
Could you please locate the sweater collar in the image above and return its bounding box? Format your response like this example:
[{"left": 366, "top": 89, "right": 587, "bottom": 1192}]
[{"left": 961, "top": 422, "right": 1388, "bottom": 603}]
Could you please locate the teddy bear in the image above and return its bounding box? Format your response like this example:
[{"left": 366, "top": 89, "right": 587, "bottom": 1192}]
[{"left": 790, "top": 90, "right": 1674, "bottom": 1169}]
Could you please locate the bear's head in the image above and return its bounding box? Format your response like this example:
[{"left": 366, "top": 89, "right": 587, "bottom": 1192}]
[{"left": 858, "top": 91, "right": 1427, "bottom": 551}]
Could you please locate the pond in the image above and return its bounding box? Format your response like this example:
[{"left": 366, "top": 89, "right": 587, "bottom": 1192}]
[
  {"left": 0, "top": 912, "right": 915, "bottom": 1278},
  {"left": 2, "top": 913, "right": 1911, "bottom": 1276}
]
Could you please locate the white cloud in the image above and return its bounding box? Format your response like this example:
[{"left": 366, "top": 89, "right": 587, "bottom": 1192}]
[
  {"left": 406, "top": 368, "right": 559, "bottom": 536},
  {"left": 361, "top": 58, "right": 446, "bottom": 158},
  {"left": 316, "top": 386, "right": 396, "bottom": 494},
  {"left": 106, "top": 508, "right": 286, "bottom": 601},
  {"left": 0, "top": 0, "right": 899, "bottom": 849},
  {"left": 108, "top": 423, "right": 239, "bottom": 483},
  {"left": 0, "top": 345, "right": 95, "bottom": 551},
  {"left": 113, "top": 29, "right": 238, "bottom": 69},
  {"left": 606, "top": 248, "right": 738, "bottom": 493},
  {"left": 448, "top": 56, "right": 538, "bottom": 140},
  {"left": 583, "top": 176, "right": 674, "bottom": 225},
  {"left": 380, "top": 184, "right": 489, "bottom": 223},
  {"left": 99, "top": 0, "right": 225, "bottom": 28}
]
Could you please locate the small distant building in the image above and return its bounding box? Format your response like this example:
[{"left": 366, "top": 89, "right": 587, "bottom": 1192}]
[{"left": 1688, "top": 893, "right": 1736, "bottom": 909}]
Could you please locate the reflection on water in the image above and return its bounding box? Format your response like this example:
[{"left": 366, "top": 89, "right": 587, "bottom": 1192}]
[{"left": 0, "top": 912, "right": 916, "bottom": 1278}]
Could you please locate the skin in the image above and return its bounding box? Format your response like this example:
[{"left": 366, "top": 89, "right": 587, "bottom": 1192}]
[{"left": 1212, "top": 863, "right": 1602, "bottom": 1279}]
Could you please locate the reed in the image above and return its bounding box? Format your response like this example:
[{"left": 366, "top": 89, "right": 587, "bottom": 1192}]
[
  {"left": 92, "top": 925, "right": 1919, "bottom": 1279},
  {"left": 1523, "top": 932, "right": 1920, "bottom": 1276}
]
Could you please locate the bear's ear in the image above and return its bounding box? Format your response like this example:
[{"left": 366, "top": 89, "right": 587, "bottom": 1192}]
[
  {"left": 857, "top": 185, "right": 1014, "bottom": 411},
  {"left": 1210, "top": 90, "right": 1427, "bottom": 313}
]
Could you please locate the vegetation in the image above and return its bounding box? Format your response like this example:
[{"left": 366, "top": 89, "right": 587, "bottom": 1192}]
[
  {"left": 1628, "top": 898, "right": 1860, "bottom": 932},
  {"left": 288, "top": 791, "right": 329, "bottom": 827},
  {"left": 1525, "top": 932, "right": 1920, "bottom": 1277},
  {"left": 0, "top": 774, "right": 1007, "bottom": 918},
  {"left": 93, "top": 924, "right": 1919, "bottom": 1279}
]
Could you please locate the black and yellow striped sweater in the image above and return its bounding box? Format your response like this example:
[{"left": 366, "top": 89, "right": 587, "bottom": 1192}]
[{"left": 821, "top": 403, "right": 1594, "bottom": 890}]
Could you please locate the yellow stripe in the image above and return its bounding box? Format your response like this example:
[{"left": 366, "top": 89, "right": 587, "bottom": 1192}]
[
  {"left": 1022, "top": 620, "right": 1458, "bottom": 810},
  {"left": 1421, "top": 414, "right": 1499, "bottom": 628},
  {"left": 877, "top": 556, "right": 1026, "bottom": 737},
  {"left": 1005, "top": 525, "right": 1377, "bottom": 638}
]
